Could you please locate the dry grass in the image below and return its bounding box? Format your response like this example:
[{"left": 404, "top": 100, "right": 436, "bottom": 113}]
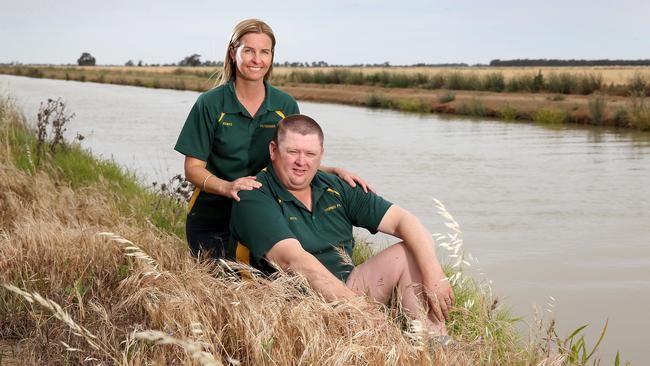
[
  {"left": 272, "top": 66, "right": 650, "bottom": 85},
  {"left": 0, "top": 96, "right": 576, "bottom": 365}
]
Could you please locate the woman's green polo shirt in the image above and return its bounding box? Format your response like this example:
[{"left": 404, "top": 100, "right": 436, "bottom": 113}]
[
  {"left": 174, "top": 80, "right": 299, "bottom": 224},
  {"left": 228, "top": 164, "right": 392, "bottom": 282}
]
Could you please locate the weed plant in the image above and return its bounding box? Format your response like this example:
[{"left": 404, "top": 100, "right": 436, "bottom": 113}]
[
  {"left": 588, "top": 94, "right": 607, "bottom": 125},
  {"left": 628, "top": 92, "right": 650, "bottom": 130},
  {"left": 438, "top": 92, "right": 456, "bottom": 104},
  {"left": 533, "top": 107, "right": 567, "bottom": 124},
  {"left": 499, "top": 105, "right": 519, "bottom": 121}
]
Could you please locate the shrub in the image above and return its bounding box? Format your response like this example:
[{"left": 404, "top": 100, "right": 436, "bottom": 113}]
[
  {"left": 546, "top": 73, "right": 577, "bottom": 94},
  {"left": 577, "top": 73, "right": 604, "bottom": 95},
  {"left": 365, "top": 94, "right": 392, "bottom": 109},
  {"left": 627, "top": 73, "right": 648, "bottom": 96},
  {"left": 588, "top": 94, "right": 607, "bottom": 125},
  {"left": 397, "top": 99, "right": 430, "bottom": 113},
  {"left": 438, "top": 92, "right": 456, "bottom": 104},
  {"left": 499, "top": 105, "right": 518, "bottom": 121},
  {"left": 628, "top": 93, "right": 650, "bottom": 130},
  {"left": 533, "top": 107, "right": 567, "bottom": 124},
  {"left": 445, "top": 72, "right": 465, "bottom": 90},
  {"left": 613, "top": 107, "right": 630, "bottom": 127},
  {"left": 457, "top": 98, "right": 486, "bottom": 117},
  {"left": 483, "top": 72, "right": 505, "bottom": 92},
  {"left": 424, "top": 73, "right": 445, "bottom": 89}
]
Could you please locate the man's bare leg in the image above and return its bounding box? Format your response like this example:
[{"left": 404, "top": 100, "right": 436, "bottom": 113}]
[{"left": 345, "top": 242, "right": 447, "bottom": 335}]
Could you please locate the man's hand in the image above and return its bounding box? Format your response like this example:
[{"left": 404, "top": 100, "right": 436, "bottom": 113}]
[{"left": 423, "top": 275, "right": 455, "bottom": 322}]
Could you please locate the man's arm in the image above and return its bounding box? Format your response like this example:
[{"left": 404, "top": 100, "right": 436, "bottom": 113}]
[
  {"left": 266, "top": 239, "right": 357, "bottom": 302},
  {"left": 377, "top": 205, "right": 455, "bottom": 321}
]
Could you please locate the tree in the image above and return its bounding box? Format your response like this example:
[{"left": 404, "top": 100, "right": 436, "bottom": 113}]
[
  {"left": 179, "top": 54, "right": 202, "bottom": 67},
  {"left": 125, "top": 59, "right": 135, "bottom": 67},
  {"left": 77, "top": 52, "right": 96, "bottom": 66},
  {"left": 137, "top": 60, "right": 143, "bottom": 67}
]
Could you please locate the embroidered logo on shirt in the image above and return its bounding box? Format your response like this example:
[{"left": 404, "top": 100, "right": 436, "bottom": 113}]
[
  {"left": 288, "top": 216, "right": 298, "bottom": 221},
  {"left": 324, "top": 204, "right": 342, "bottom": 212},
  {"left": 258, "top": 123, "right": 277, "bottom": 129},
  {"left": 221, "top": 121, "right": 233, "bottom": 126}
]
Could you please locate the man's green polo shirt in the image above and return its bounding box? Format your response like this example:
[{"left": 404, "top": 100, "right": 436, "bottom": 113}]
[
  {"left": 228, "top": 164, "right": 393, "bottom": 282},
  {"left": 174, "top": 80, "right": 299, "bottom": 224}
]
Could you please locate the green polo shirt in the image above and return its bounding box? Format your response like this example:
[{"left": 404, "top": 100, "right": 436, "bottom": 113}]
[
  {"left": 228, "top": 164, "right": 393, "bottom": 282},
  {"left": 174, "top": 80, "right": 299, "bottom": 224}
]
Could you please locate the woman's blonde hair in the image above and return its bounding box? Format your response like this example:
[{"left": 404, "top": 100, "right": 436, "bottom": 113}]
[{"left": 217, "top": 19, "right": 276, "bottom": 86}]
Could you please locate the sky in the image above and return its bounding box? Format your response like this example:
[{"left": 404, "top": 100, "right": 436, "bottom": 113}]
[{"left": 1, "top": 0, "right": 649, "bottom": 66}]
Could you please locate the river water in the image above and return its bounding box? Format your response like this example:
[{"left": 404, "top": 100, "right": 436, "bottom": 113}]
[{"left": 2, "top": 75, "right": 649, "bottom": 363}]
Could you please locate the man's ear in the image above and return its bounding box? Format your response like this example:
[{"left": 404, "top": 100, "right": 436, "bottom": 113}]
[{"left": 269, "top": 141, "right": 278, "bottom": 159}]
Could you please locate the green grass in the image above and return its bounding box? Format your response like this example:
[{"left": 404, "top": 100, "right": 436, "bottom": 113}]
[
  {"left": 457, "top": 97, "right": 487, "bottom": 117},
  {"left": 628, "top": 93, "right": 650, "bottom": 130},
  {"left": 437, "top": 92, "right": 456, "bottom": 104},
  {"left": 2, "top": 101, "right": 187, "bottom": 238},
  {"left": 533, "top": 107, "right": 567, "bottom": 124},
  {"left": 588, "top": 94, "right": 607, "bottom": 125},
  {"left": 499, "top": 105, "right": 519, "bottom": 121}
]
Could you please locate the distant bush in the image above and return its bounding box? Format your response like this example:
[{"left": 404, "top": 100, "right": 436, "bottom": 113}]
[
  {"left": 546, "top": 73, "right": 577, "bottom": 94},
  {"left": 588, "top": 94, "right": 607, "bottom": 125},
  {"left": 628, "top": 92, "right": 650, "bottom": 130},
  {"left": 398, "top": 99, "right": 430, "bottom": 113},
  {"left": 365, "top": 94, "right": 392, "bottom": 108},
  {"left": 577, "top": 73, "right": 603, "bottom": 95},
  {"left": 627, "top": 73, "right": 649, "bottom": 96},
  {"left": 438, "top": 92, "right": 456, "bottom": 103},
  {"left": 482, "top": 72, "right": 505, "bottom": 92},
  {"left": 457, "top": 97, "right": 487, "bottom": 117},
  {"left": 499, "top": 105, "right": 518, "bottom": 121},
  {"left": 533, "top": 107, "right": 567, "bottom": 124},
  {"left": 614, "top": 107, "right": 630, "bottom": 127}
]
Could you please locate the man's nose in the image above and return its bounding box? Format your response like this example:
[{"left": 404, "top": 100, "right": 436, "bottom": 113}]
[{"left": 295, "top": 153, "right": 306, "bottom": 165}]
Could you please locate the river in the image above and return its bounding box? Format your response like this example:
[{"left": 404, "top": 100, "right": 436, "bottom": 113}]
[{"left": 2, "top": 75, "right": 649, "bottom": 363}]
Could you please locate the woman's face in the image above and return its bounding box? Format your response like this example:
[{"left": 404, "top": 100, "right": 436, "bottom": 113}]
[{"left": 230, "top": 32, "right": 273, "bottom": 83}]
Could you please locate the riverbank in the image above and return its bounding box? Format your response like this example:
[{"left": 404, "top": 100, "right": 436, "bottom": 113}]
[
  {"left": 0, "top": 96, "right": 613, "bottom": 364},
  {"left": 2, "top": 65, "right": 649, "bottom": 130}
]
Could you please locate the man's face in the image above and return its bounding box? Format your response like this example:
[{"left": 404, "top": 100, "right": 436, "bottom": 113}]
[{"left": 270, "top": 130, "right": 323, "bottom": 192}]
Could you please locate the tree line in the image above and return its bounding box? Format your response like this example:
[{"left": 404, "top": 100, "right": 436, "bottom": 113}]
[
  {"left": 73, "top": 52, "right": 650, "bottom": 68},
  {"left": 490, "top": 59, "right": 650, "bottom": 67}
]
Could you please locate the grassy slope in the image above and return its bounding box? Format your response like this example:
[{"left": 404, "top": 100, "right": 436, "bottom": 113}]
[{"left": 0, "top": 96, "right": 605, "bottom": 364}]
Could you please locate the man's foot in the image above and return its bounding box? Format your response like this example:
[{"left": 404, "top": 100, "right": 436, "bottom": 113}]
[{"left": 430, "top": 335, "right": 458, "bottom": 348}]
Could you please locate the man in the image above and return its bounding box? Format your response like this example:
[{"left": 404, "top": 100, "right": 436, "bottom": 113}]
[{"left": 227, "top": 114, "right": 454, "bottom": 336}]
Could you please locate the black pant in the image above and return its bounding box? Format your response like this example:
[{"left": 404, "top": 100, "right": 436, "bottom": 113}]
[{"left": 185, "top": 217, "right": 230, "bottom": 259}]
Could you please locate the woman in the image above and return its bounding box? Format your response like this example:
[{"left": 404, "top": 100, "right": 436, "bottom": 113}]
[{"left": 175, "top": 19, "right": 369, "bottom": 258}]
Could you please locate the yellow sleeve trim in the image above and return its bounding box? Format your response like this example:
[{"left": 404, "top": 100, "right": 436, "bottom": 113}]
[{"left": 275, "top": 110, "right": 285, "bottom": 119}]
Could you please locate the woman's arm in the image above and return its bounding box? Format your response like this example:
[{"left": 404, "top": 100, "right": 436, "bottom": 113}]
[{"left": 184, "top": 156, "right": 261, "bottom": 202}]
